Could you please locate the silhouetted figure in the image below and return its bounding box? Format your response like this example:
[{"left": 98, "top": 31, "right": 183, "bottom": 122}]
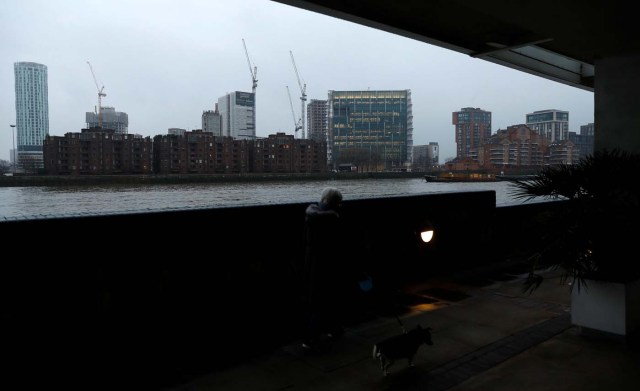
[
  {"left": 301, "top": 187, "right": 350, "bottom": 351},
  {"left": 373, "top": 324, "right": 434, "bottom": 376}
]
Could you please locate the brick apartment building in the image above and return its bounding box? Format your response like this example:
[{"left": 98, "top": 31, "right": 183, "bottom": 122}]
[
  {"left": 253, "top": 132, "right": 327, "bottom": 173},
  {"left": 45, "top": 129, "right": 327, "bottom": 175},
  {"left": 480, "top": 124, "right": 549, "bottom": 169},
  {"left": 44, "top": 128, "right": 152, "bottom": 175},
  {"left": 446, "top": 124, "right": 580, "bottom": 171},
  {"left": 153, "top": 130, "right": 251, "bottom": 174}
]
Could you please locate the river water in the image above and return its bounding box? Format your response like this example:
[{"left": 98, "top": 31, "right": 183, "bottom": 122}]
[{"left": 0, "top": 178, "right": 530, "bottom": 219}]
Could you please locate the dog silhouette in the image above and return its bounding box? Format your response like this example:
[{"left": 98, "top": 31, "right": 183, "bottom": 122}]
[{"left": 372, "top": 324, "right": 433, "bottom": 375}]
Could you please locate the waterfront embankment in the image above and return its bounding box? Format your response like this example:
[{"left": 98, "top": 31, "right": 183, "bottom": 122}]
[{"left": 0, "top": 171, "right": 425, "bottom": 187}]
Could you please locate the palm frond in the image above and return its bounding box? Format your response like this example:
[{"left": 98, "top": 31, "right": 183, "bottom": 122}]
[{"left": 508, "top": 148, "right": 640, "bottom": 294}]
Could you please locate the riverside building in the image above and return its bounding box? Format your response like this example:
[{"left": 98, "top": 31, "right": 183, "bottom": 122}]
[
  {"left": 526, "top": 109, "right": 569, "bottom": 143},
  {"left": 14, "top": 61, "right": 49, "bottom": 171},
  {"left": 412, "top": 142, "right": 439, "bottom": 170},
  {"left": 452, "top": 107, "right": 492, "bottom": 161},
  {"left": 202, "top": 103, "right": 222, "bottom": 136},
  {"left": 218, "top": 91, "right": 255, "bottom": 140},
  {"left": 43, "top": 128, "right": 152, "bottom": 175},
  {"left": 328, "top": 90, "right": 413, "bottom": 171},
  {"left": 481, "top": 124, "right": 548, "bottom": 169},
  {"left": 306, "top": 99, "right": 328, "bottom": 143},
  {"left": 86, "top": 106, "right": 129, "bottom": 134},
  {"left": 569, "top": 122, "right": 595, "bottom": 161}
]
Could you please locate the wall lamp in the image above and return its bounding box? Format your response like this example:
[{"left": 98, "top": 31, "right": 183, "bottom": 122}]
[{"left": 418, "top": 220, "right": 435, "bottom": 243}]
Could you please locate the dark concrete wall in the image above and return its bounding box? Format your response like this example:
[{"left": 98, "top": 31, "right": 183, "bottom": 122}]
[{"left": 0, "top": 191, "right": 497, "bottom": 389}]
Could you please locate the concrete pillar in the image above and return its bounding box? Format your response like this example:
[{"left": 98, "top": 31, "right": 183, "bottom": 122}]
[{"left": 594, "top": 54, "right": 640, "bottom": 154}]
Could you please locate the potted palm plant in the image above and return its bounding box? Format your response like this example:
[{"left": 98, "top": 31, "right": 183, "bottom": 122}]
[{"left": 508, "top": 148, "right": 640, "bottom": 337}]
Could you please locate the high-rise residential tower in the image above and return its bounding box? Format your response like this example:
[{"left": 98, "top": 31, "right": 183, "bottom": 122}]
[
  {"left": 218, "top": 91, "right": 255, "bottom": 140},
  {"left": 86, "top": 106, "right": 129, "bottom": 133},
  {"left": 328, "top": 90, "right": 413, "bottom": 171},
  {"left": 307, "top": 99, "right": 328, "bottom": 143},
  {"left": 452, "top": 107, "right": 492, "bottom": 160},
  {"left": 14, "top": 61, "right": 49, "bottom": 170},
  {"left": 526, "top": 109, "right": 569, "bottom": 142}
]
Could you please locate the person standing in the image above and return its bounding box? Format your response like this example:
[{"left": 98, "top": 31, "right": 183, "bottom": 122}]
[{"left": 301, "top": 187, "right": 351, "bottom": 351}]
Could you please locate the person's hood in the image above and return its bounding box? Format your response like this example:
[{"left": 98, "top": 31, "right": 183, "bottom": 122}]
[{"left": 305, "top": 202, "right": 338, "bottom": 218}]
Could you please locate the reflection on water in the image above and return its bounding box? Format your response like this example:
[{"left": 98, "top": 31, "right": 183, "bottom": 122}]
[{"left": 0, "top": 178, "right": 527, "bottom": 219}]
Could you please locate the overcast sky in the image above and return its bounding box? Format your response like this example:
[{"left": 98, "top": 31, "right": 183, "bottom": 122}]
[{"left": 0, "top": 0, "right": 594, "bottom": 162}]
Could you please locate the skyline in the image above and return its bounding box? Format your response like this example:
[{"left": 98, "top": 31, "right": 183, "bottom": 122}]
[{"left": 0, "top": 0, "right": 594, "bottom": 162}]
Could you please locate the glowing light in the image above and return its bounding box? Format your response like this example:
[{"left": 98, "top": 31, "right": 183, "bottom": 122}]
[{"left": 420, "top": 229, "right": 434, "bottom": 243}]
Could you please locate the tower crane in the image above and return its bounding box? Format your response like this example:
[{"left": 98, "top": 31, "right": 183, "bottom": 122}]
[
  {"left": 86, "top": 61, "right": 106, "bottom": 128},
  {"left": 289, "top": 50, "right": 307, "bottom": 139},
  {"left": 242, "top": 39, "right": 258, "bottom": 136},
  {"left": 242, "top": 39, "right": 258, "bottom": 95},
  {"left": 286, "top": 86, "right": 302, "bottom": 136}
]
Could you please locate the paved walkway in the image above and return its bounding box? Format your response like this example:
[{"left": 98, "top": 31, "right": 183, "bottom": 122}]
[{"left": 169, "top": 265, "right": 640, "bottom": 391}]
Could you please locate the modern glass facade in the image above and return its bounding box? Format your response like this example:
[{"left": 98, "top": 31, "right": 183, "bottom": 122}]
[
  {"left": 526, "top": 109, "right": 569, "bottom": 142},
  {"left": 328, "top": 90, "right": 412, "bottom": 171},
  {"left": 14, "top": 61, "right": 49, "bottom": 170}
]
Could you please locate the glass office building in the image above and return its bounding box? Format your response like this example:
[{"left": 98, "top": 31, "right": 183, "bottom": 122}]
[
  {"left": 328, "top": 90, "right": 412, "bottom": 171},
  {"left": 14, "top": 61, "right": 49, "bottom": 170}
]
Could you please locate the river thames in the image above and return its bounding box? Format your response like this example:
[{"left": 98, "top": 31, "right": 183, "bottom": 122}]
[{"left": 0, "top": 178, "right": 531, "bottom": 219}]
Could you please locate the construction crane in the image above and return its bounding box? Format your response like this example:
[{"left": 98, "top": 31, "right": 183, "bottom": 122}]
[
  {"left": 286, "top": 86, "right": 302, "bottom": 136},
  {"left": 242, "top": 39, "right": 258, "bottom": 95},
  {"left": 86, "top": 61, "right": 106, "bottom": 128},
  {"left": 242, "top": 39, "right": 258, "bottom": 136},
  {"left": 289, "top": 50, "right": 307, "bottom": 139}
]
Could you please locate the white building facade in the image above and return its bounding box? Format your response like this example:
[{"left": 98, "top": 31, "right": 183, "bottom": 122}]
[
  {"left": 218, "top": 91, "right": 255, "bottom": 140},
  {"left": 412, "top": 142, "right": 439, "bottom": 170},
  {"left": 14, "top": 62, "right": 49, "bottom": 170},
  {"left": 526, "top": 109, "right": 569, "bottom": 143}
]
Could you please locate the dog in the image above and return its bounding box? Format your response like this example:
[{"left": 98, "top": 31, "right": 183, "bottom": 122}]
[{"left": 372, "top": 324, "right": 433, "bottom": 376}]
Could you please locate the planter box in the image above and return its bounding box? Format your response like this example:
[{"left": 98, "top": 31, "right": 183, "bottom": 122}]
[{"left": 571, "top": 278, "right": 640, "bottom": 337}]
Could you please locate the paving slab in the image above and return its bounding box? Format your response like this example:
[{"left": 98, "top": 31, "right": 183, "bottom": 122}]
[{"left": 170, "top": 268, "right": 634, "bottom": 391}]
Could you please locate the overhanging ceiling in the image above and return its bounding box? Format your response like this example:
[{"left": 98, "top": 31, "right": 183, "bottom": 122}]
[{"left": 272, "top": 0, "right": 640, "bottom": 92}]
